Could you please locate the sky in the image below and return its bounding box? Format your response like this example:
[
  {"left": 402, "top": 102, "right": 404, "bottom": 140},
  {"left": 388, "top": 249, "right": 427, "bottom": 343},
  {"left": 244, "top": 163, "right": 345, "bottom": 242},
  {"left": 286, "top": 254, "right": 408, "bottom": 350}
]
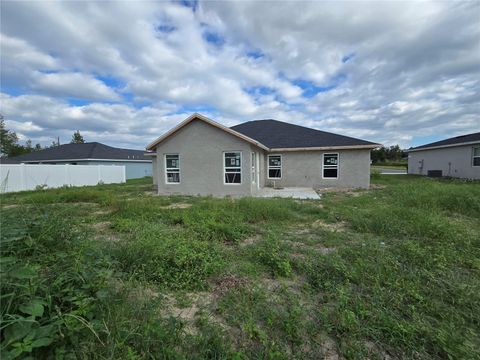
[{"left": 1, "top": 0, "right": 479, "bottom": 150}]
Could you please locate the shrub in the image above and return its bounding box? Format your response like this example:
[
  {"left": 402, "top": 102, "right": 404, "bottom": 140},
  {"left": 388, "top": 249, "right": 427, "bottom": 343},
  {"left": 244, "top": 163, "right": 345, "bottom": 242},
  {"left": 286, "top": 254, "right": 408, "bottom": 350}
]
[
  {"left": 0, "top": 208, "right": 115, "bottom": 359},
  {"left": 112, "top": 231, "right": 223, "bottom": 290},
  {"left": 253, "top": 235, "right": 292, "bottom": 277}
]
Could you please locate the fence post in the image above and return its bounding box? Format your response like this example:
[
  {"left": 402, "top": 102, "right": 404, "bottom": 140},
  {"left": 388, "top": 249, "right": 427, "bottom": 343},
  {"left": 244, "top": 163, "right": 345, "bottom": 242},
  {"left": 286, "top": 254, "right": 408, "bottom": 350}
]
[
  {"left": 64, "top": 164, "right": 69, "bottom": 186},
  {"left": 21, "top": 164, "right": 26, "bottom": 191}
]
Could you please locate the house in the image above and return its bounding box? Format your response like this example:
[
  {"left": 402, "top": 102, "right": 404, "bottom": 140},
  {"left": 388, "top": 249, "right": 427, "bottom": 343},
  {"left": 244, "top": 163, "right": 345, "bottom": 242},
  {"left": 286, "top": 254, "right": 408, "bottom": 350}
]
[
  {"left": 146, "top": 114, "right": 380, "bottom": 196},
  {"left": 407, "top": 132, "right": 480, "bottom": 179},
  {"left": 7, "top": 142, "right": 152, "bottom": 180}
]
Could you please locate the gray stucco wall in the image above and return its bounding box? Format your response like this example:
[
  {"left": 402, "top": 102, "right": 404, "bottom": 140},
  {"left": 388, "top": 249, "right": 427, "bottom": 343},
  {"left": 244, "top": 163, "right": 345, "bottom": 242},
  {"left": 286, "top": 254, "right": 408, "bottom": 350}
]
[
  {"left": 154, "top": 119, "right": 255, "bottom": 196},
  {"left": 408, "top": 144, "right": 480, "bottom": 179},
  {"left": 263, "top": 149, "right": 371, "bottom": 189},
  {"left": 152, "top": 158, "right": 158, "bottom": 185}
]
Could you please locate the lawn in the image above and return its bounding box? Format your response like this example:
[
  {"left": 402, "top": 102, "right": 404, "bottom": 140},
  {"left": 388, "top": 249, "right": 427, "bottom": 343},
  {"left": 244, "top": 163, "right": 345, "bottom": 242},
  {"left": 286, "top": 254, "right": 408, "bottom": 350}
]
[{"left": 1, "top": 175, "right": 479, "bottom": 359}]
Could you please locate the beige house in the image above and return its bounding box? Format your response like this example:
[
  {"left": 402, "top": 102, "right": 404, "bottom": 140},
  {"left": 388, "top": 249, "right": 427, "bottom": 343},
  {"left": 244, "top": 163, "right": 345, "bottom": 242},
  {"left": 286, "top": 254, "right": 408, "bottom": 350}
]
[
  {"left": 408, "top": 132, "right": 480, "bottom": 179},
  {"left": 146, "top": 114, "right": 380, "bottom": 197}
]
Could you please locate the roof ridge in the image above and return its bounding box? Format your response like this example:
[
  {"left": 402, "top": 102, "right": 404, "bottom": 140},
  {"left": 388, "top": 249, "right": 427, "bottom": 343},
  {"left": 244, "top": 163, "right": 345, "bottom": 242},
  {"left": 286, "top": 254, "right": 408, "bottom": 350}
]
[{"left": 232, "top": 119, "right": 374, "bottom": 141}]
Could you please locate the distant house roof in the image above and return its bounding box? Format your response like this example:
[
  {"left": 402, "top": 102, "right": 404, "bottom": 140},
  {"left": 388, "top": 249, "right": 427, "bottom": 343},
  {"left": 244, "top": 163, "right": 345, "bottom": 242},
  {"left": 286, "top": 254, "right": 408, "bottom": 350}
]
[
  {"left": 8, "top": 142, "right": 152, "bottom": 163},
  {"left": 0, "top": 157, "right": 21, "bottom": 164},
  {"left": 231, "top": 119, "right": 379, "bottom": 150},
  {"left": 408, "top": 132, "right": 480, "bottom": 152}
]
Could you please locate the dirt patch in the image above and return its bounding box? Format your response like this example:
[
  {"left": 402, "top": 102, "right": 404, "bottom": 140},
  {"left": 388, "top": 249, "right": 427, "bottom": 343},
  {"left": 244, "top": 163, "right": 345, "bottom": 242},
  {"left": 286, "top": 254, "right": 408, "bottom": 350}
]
[
  {"left": 161, "top": 292, "right": 214, "bottom": 335},
  {"left": 288, "top": 241, "right": 336, "bottom": 255},
  {"left": 320, "top": 337, "right": 342, "bottom": 360},
  {"left": 92, "top": 209, "right": 112, "bottom": 216},
  {"left": 1, "top": 204, "right": 19, "bottom": 209},
  {"left": 289, "top": 227, "right": 311, "bottom": 235},
  {"left": 318, "top": 187, "right": 372, "bottom": 198},
  {"left": 240, "top": 234, "right": 262, "bottom": 247},
  {"left": 48, "top": 202, "right": 99, "bottom": 206},
  {"left": 261, "top": 277, "right": 282, "bottom": 292},
  {"left": 128, "top": 286, "right": 160, "bottom": 303},
  {"left": 364, "top": 341, "right": 394, "bottom": 359},
  {"left": 291, "top": 252, "right": 307, "bottom": 260},
  {"left": 370, "top": 184, "right": 386, "bottom": 190},
  {"left": 312, "top": 219, "right": 348, "bottom": 232},
  {"left": 93, "top": 221, "right": 112, "bottom": 232},
  {"left": 214, "top": 275, "right": 249, "bottom": 296},
  {"left": 161, "top": 203, "right": 192, "bottom": 209},
  {"left": 260, "top": 275, "right": 307, "bottom": 296}
]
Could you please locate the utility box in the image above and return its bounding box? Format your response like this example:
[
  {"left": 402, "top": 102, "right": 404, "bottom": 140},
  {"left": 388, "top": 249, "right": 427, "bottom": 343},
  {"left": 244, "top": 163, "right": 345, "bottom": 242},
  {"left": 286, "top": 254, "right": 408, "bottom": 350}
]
[{"left": 427, "top": 170, "right": 443, "bottom": 178}]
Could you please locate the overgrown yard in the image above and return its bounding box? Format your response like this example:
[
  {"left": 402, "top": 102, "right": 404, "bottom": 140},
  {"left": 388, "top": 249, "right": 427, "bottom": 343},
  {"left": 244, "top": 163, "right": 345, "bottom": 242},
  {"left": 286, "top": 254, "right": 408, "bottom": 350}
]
[{"left": 1, "top": 175, "right": 479, "bottom": 359}]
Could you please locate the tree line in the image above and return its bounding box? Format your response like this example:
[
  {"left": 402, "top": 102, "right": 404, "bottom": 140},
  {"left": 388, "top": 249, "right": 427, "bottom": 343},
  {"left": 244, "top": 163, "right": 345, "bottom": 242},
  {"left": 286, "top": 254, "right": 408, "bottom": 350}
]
[
  {"left": 0, "top": 115, "right": 85, "bottom": 158},
  {"left": 371, "top": 144, "right": 407, "bottom": 164}
]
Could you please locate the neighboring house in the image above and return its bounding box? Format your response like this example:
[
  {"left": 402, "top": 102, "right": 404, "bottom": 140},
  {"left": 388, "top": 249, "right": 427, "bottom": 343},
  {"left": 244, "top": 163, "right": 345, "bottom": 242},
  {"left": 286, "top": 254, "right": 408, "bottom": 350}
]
[
  {"left": 6, "top": 142, "right": 152, "bottom": 180},
  {"left": 0, "top": 158, "right": 21, "bottom": 164},
  {"left": 407, "top": 132, "right": 480, "bottom": 179},
  {"left": 146, "top": 113, "right": 380, "bottom": 197}
]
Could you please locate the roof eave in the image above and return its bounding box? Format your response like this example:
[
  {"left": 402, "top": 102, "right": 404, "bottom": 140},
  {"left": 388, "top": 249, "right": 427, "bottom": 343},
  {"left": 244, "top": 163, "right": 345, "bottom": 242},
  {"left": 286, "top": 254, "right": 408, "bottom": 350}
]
[
  {"left": 146, "top": 113, "right": 269, "bottom": 151},
  {"left": 407, "top": 140, "right": 480, "bottom": 152},
  {"left": 17, "top": 158, "right": 152, "bottom": 163},
  {"left": 269, "top": 144, "right": 381, "bottom": 152}
]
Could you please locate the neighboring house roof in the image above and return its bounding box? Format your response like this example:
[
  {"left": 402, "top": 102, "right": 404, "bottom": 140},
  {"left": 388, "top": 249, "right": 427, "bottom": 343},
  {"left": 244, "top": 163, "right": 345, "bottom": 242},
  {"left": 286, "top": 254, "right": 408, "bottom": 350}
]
[
  {"left": 8, "top": 142, "right": 151, "bottom": 162},
  {"left": 231, "top": 119, "right": 379, "bottom": 150},
  {"left": 0, "top": 157, "right": 21, "bottom": 164},
  {"left": 146, "top": 113, "right": 269, "bottom": 151},
  {"left": 408, "top": 132, "right": 480, "bottom": 152},
  {"left": 147, "top": 113, "right": 380, "bottom": 151}
]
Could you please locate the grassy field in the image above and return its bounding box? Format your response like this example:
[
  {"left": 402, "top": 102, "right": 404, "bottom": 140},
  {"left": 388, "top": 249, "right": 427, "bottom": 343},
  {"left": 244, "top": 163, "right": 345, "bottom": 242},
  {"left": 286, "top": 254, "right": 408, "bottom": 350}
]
[
  {"left": 372, "top": 161, "right": 408, "bottom": 169},
  {"left": 1, "top": 175, "right": 479, "bottom": 359},
  {"left": 371, "top": 165, "right": 407, "bottom": 171}
]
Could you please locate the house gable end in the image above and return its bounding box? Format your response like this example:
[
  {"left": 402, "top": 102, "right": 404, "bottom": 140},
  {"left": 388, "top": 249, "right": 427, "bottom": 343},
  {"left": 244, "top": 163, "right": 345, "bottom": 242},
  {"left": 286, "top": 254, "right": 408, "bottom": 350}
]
[{"left": 146, "top": 113, "right": 268, "bottom": 151}]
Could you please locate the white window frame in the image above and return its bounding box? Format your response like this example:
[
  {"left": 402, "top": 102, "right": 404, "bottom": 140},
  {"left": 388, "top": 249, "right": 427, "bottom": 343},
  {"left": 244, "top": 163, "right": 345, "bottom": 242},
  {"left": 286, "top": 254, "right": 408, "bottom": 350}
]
[
  {"left": 267, "top": 154, "right": 282, "bottom": 179},
  {"left": 473, "top": 147, "right": 480, "bottom": 167},
  {"left": 165, "top": 154, "right": 180, "bottom": 184},
  {"left": 322, "top": 153, "right": 339, "bottom": 179},
  {"left": 223, "top": 151, "right": 242, "bottom": 185}
]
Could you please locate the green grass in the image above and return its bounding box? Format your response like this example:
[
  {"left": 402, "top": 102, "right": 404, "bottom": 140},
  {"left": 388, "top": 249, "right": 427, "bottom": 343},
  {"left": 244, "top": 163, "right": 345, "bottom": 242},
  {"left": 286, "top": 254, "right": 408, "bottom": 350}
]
[{"left": 1, "top": 175, "right": 479, "bottom": 359}]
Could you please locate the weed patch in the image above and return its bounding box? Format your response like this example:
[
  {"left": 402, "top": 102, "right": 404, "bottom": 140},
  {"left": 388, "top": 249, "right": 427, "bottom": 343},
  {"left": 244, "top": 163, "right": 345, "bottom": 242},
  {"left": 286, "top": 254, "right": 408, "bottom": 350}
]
[{"left": 1, "top": 175, "right": 479, "bottom": 359}]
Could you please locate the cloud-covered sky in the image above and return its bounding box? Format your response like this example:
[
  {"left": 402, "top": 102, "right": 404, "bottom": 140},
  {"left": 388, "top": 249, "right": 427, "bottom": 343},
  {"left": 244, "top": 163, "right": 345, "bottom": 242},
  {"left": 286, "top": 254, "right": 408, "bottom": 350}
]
[{"left": 1, "top": 0, "right": 479, "bottom": 150}]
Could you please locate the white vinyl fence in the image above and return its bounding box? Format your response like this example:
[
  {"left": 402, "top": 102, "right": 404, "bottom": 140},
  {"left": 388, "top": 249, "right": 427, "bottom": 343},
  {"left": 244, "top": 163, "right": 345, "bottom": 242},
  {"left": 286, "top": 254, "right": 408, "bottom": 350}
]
[{"left": 0, "top": 164, "right": 126, "bottom": 193}]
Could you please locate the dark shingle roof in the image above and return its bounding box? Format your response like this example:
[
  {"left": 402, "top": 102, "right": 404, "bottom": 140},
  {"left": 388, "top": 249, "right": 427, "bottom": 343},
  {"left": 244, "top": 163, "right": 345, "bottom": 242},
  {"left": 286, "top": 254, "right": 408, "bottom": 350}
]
[
  {"left": 8, "top": 142, "right": 151, "bottom": 162},
  {"left": 409, "top": 132, "right": 480, "bottom": 151},
  {"left": 231, "top": 119, "right": 379, "bottom": 149},
  {"left": 0, "top": 157, "right": 21, "bottom": 164}
]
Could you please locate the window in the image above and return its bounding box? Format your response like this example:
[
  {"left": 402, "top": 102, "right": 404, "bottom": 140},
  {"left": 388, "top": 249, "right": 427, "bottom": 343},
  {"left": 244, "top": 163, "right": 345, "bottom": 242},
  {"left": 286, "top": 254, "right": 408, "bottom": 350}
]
[
  {"left": 323, "top": 153, "right": 338, "bottom": 179},
  {"left": 268, "top": 155, "right": 282, "bottom": 179},
  {"left": 165, "top": 154, "right": 180, "bottom": 183},
  {"left": 473, "top": 147, "right": 480, "bottom": 167},
  {"left": 224, "top": 152, "right": 241, "bottom": 184}
]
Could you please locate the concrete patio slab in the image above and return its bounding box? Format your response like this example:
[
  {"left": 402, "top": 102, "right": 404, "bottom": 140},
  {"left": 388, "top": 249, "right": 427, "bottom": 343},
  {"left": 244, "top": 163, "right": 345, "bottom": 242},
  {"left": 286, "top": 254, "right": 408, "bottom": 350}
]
[{"left": 257, "top": 187, "right": 320, "bottom": 200}]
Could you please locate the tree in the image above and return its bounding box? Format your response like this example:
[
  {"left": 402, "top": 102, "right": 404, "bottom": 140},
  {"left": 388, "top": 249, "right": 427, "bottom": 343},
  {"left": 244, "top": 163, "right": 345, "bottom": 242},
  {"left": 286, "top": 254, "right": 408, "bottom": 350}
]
[
  {"left": 71, "top": 130, "right": 85, "bottom": 144},
  {"left": 0, "top": 114, "right": 44, "bottom": 157},
  {"left": 371, "top": 144, "right": 407, "bottom": 164},
  {"left": 50, "top": 137, "right": 60, "bottom": 148},
  {"left": 0, "top": 115, "right": 19, "bottom": 157}
]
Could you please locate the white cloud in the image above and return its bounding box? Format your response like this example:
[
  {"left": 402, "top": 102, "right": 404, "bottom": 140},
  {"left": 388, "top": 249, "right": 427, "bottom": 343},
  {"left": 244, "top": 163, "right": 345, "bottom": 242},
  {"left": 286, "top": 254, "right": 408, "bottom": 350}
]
[
  {"left": 32, "top": 72, "right": 120, "bottom": 101},
  {"left": 0, "top": 1, "right": 478, "bottom": 149}
]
